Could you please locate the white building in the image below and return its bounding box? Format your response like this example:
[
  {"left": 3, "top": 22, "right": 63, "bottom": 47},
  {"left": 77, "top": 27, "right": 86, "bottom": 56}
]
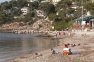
[
  {"left": 41, "top": 0, "right": 51, "bottom": 3},
  {"left": 51, "top": 0, "right": 61, "bottom": 5},
  {"left": 91, "top": 0, "right": 94, "bottom": 2},
  {"left": 36, "top": 10, "right": 45, "bottom": 17},
  {"left": 28, "top": 0, "right": 38, "bottom": 2},
  {"left": 21, "top": 7, "right": 30, "bottom": 15},
  {"left": 87, "top": 11, "right": 91, "bottom": 15},
  {"left": 71, "top": 2, "right": 79, "bottom": 9}
]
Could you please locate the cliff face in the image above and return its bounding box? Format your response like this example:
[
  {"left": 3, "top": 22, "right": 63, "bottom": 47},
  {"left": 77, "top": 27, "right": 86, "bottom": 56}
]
[
  {"left": 32, "top": 19, "right": 52, "bottom": 31},
  {"left": 0, "top": 19, "right": 53, "bottom": 34}
]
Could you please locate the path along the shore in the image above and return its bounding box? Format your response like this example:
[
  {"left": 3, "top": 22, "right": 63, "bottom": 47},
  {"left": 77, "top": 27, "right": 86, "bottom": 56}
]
[{"left": 9, "top": 31, "right": 94, "bottom": 62}]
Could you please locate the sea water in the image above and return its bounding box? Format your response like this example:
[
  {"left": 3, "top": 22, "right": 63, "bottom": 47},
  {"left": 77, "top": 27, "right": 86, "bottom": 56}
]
[{"left": 0, "top": 33, "right": 57, "bottom": 62}]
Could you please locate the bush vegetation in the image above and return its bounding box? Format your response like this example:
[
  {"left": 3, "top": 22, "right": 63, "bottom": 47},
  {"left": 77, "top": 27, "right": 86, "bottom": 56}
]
[{"left": 0, "top": 0, "right": 93, "bottom": 30}]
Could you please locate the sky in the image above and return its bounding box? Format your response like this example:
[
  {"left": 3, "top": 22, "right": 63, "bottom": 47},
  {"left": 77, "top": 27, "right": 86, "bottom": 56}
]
[{"left": 0, "top": 0, "right": 10, "bottom": 3}]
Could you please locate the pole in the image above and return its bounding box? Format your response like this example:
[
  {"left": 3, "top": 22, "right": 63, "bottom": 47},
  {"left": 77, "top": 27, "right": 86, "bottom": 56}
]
[
  {"left": 82, "top": 0, "right": 83, "bottom": 21},
  {"left": 82, "top": 0, "right": 84, "bottom": 31}
]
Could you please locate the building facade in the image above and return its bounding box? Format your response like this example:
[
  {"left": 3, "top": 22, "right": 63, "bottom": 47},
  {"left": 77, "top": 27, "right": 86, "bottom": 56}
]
[
  {"left": 36, "top": 10, "right": 45, "bottom": 17},
  {"left": 72, "top": 15, "right": 94, "bottom": 30},
  {"left": 21, "top": 7, "right": 30, "bottom": 15},
  {"left": 28, "top": 0, "right": 38, "bottom": 2},
  {"left": 51, "top": 0, "right": 61, "bottom": 5}
]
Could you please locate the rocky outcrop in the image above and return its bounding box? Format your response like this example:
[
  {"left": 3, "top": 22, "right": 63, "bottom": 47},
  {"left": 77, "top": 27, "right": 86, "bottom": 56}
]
[{"left": 0, "top": 19, "right": 53, "bottom": 34}]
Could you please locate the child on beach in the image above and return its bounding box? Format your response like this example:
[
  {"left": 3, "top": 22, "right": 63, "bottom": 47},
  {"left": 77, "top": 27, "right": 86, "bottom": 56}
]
[
  {"left": 51, "top": 48, "right": 55, "bottom": 54},
  {"left": 63, "top": 47, "right": 72, "bottom": 55},
  {"left": 35, "top": 53, "right": 42, "bottom": 56},
  {"left": 63, "top": 44, "right": 72, "bottom": 55}
]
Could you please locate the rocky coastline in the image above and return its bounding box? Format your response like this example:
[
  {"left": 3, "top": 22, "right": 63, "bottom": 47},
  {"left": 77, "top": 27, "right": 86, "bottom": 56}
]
[{"left": 0, "top": 19, "right": 53, "bottom": 34}]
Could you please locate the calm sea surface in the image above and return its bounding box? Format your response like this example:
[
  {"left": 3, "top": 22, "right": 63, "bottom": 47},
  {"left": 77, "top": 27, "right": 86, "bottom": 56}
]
[{"left": 0, "top": 33, "right": 57, "bottom": 62}]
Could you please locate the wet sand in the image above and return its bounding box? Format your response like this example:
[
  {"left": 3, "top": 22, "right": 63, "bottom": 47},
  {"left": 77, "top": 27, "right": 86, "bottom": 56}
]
[{"left": 9, "top": 31, "right": 94, "bottom": 62}]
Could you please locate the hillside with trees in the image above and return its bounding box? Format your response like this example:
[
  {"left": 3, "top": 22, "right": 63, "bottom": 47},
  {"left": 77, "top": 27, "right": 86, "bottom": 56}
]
[{"left": 0, "top": 0, "right": 94, "bottom": 31}]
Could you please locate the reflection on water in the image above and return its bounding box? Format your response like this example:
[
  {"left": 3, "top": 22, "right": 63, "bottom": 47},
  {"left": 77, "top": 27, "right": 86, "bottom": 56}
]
[{"left": 0, "top": 33, "right": 57, "bottom": 62}]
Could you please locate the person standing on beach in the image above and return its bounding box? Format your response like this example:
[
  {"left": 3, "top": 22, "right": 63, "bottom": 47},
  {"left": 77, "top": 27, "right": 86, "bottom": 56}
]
[
  {"left": 58, "top": 32, "right": 61, "bottom": 36},
  {"left": 56, "top": 32, "right": 57, "bottom": 37}
]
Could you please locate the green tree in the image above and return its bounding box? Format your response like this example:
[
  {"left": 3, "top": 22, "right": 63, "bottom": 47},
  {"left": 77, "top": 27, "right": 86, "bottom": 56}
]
[
  {"left": 39, "top": 3, "right": 55, "bottom": 16},
  {"left": 56, "top": 0, "right": 72, "bottom": 11},
  {"left": 28, "top": 2, "right": 39, "bottom": 10},
  {"left": 0, "top": 11, "right": 8, "bottom": 24},
  {"left": 25, "top": 11, "right": 36, "bottom": 18},
  {"left": 48, "top": 13, "right": 57, "bottom": 21},
  {"left": 1, "top": 1, "right": 12, "bottom": 10},
  {"left": 84, "top": 2, "right": 94, "bottom": 15},
  {"left": 11, "top": 8, "right": 22, "bottom": 16},
  {"left": 58, "top": 10, "right": 66, "bottom": 19},
  {"left": 20, "top": 11, "right": 37, "bottom": 24},
  {"left": 17, "top": 0, "right": 28, "bottom": 8},
  {"left": 9, "top": 0, "right": 17, "bottom": 8},
  {"left": 52, "top": 20, "right": 67, "bottom": 30}
]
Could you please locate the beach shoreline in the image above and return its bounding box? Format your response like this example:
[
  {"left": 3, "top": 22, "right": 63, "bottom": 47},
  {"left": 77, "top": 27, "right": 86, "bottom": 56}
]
[{"left": 9, "top": 31, "right": 94, "bottom": 62}]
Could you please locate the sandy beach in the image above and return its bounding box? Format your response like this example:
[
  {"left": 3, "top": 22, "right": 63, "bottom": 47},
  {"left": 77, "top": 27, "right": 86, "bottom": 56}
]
[{"left": 9, "top": 31, "right": 94, "bottom": 62}]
